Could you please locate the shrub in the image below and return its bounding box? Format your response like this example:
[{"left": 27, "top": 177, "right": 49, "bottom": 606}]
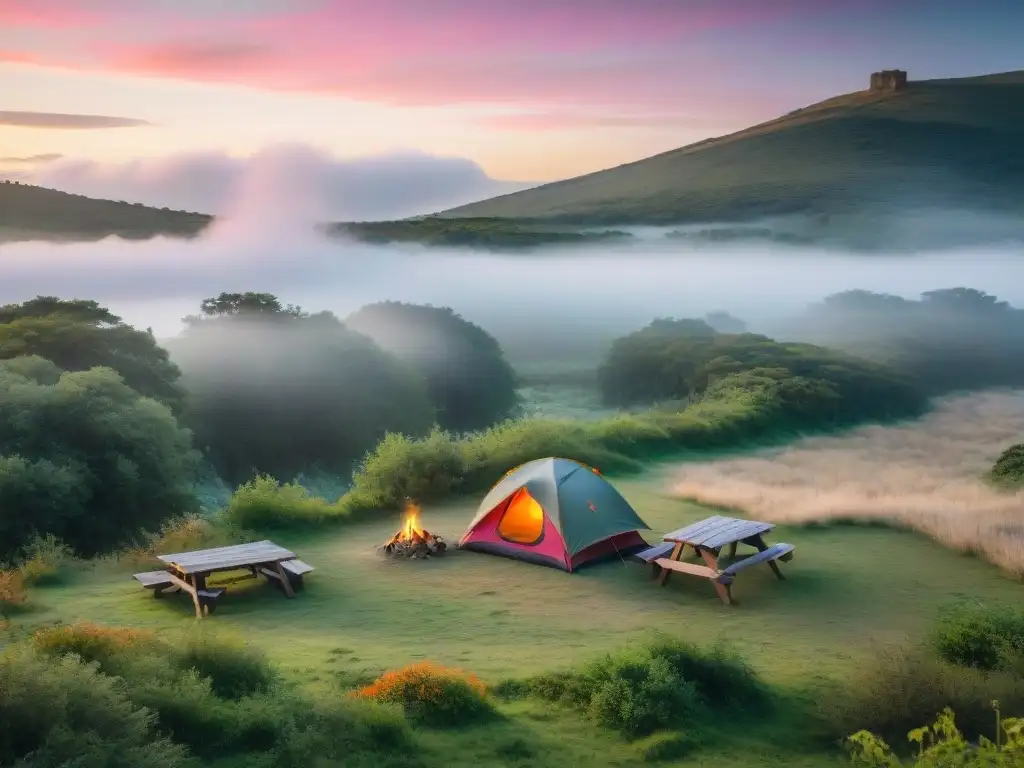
[
  {"left": 356, "top": 662, "right": 495, "bottom": 727},
  {"left": 121, "top": 514, "right": 248, "bottom": 570},
  {"left": 932, "top": 603, "right": 1024, "bottom": 671},
  {"left": 345, "top": 301, "right": 520, "bottom": 432},
  {"left": 819, "top": 643, "right": 1024, "bottom": 748},
  {"left": 990, "top": 444, "right": 1024, "bottom": 487},
  {"left": 223, "top": 475, "right": 344, "bottom": 529},
  {"left": 17, "top": 534, "right": 75, "bottom": 586},
  {"left": 847, "top": 704, "right": 1024, "bottom": 767},
  {"left": 634, "top": 731, "right": 700, "bottom": 763},
  {"left": 0, "top": 569, "right": 26, "bottom": 616},
  {"left": 33, "top": 622, "right": 161, "bottom": 673},
  {"left": 525, "top": 637, "right": 766, "bottom": 739},
  {"left": 0, "top": 647, "right": 192, "bottom": 768},
  {"left": 177, "top": 628, "right": 275, "bottom": 700}
]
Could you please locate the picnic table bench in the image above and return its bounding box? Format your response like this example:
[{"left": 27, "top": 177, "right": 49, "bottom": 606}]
[
  {"left": 132, "top": 540, "right": 315, "bottom": 618},
  {"left": 634, "top": 515, "right": 794, "bottom": 605}
]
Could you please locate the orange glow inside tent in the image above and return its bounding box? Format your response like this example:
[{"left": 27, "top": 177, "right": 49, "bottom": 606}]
[{"left": 496, "top": 487, "right": 545, "bottom": 544}]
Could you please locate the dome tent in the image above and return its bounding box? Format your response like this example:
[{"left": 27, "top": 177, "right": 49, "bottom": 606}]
[{"left": 458, "top": 457, "right": 650, "bottom": 572}]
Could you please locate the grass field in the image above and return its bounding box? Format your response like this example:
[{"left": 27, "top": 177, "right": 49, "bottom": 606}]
[{"left": 8, "top": 460, "right": 1023, "bottom": 766}]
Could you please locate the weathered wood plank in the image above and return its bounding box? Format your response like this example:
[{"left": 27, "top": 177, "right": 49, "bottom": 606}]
[
  {"left": 632, "top": 542, "right": 675, "bottom": 564},
  {"left": 158, "top": 540, "right": 296, "bottom": 574},
  {"left": 701, "top": 520, "right": 774, "bottom": 549},
  {"left": 663, "top": 515, "right": 728, "bottom": 543},
  {"left": 133, "top": 570, "right": 174, "bottom": 588},
  {"left": 280, "top": 559, "right": 314, "bottom": 576},
  {"left": 654, "top": 558, "right": 717, "bottom": 579},
  {"left": 721, "top": 543, "right": 794, "bottom": 576}
]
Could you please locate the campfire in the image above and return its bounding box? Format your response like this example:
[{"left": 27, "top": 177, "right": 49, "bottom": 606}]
[{"left": 379, "top": 501, "right": 447, "bottom": 559}]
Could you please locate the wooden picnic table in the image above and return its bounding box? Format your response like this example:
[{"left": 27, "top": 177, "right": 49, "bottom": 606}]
[
  {"left": 637, "top": 515, "right": 794, "bottom": 605},
  {"left": 133, "top": 540, "right": 314, "bottom": 618}
]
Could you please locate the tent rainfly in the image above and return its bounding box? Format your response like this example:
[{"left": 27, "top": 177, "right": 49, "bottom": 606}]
[{"left": 458, "top": 457, "right": 650, "bottom": 572}]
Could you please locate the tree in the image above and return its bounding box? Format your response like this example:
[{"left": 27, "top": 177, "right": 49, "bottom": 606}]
[
  {"left": 170, "top": 294, "right": 436, "bottom": 485},
  {"left": 0, "top": 357, "right": 200, "bottom": 558},
  {"left": 0, "top": 296, "right": 185, "bottom": 412},
  {"left": 345, "top": 301, "right": 519, "bottom": 432},
  {"left": 704, "top": 311, "right": 747, "bottom": 334}
]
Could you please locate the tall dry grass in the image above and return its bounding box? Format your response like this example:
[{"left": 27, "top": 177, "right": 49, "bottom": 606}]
[{"left": 671, "top": 390, "right": 1024, "bottom": 574}]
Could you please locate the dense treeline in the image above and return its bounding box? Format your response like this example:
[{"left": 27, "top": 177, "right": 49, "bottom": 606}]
[
  {"left": 0, "top": 292, "right": 518, "bottom": 559},
  {"left": 787, "top": 287, "right": 1024, "bottom": 395},
  {"left": 3, "top": 285, "right": 1024, "bottom": 561},
  {"left": 597, "top": 317, "right": 923, "bottom": 426}
]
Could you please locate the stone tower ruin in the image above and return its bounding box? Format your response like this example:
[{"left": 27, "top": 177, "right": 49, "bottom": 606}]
[{"left": 869, "top": 69, "right": 908, "bottom": 92}]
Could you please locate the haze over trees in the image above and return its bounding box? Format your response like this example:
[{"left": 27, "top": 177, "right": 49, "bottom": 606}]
[
  {"left": 345, "top": 301, "right": 519, "bottom": 432},
  {"left": 168, "top": 292, "right": 437, "bottom": 485}
]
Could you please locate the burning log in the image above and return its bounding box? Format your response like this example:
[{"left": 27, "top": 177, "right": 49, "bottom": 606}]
[{"left": 378, "top": 501, "right": 447, "bottom": 559}]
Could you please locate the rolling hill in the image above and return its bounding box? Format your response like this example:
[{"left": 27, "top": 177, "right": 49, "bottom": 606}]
[
  {"left": 2, "top": 70, "right": 1022, "bottom": 249},
  {"left": 438, "top": 70, "right": 1024, "bottom": 224}
]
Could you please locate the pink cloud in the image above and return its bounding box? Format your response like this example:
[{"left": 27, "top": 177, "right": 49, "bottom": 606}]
[{"left": 2, "top": 0, "right": 827, "bottom": 111}]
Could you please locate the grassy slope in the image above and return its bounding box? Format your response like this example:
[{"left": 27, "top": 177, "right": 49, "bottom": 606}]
[
  {"left": 440, "top": 71, "right": 1024, "bottom": 224},
  {"left": 12, "top": 468, "right": 1022, "bottom": 765},
  {"left": 0, "top": 183, "right": 211, "bottom": 242}
]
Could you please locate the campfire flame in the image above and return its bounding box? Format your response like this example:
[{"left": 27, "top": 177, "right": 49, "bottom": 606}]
[
  {"left": 402, "top": 501, "right": 425, "bottom": 541},
  {"left": 379, "top": 500, "right": 447, "bottom": 559}
]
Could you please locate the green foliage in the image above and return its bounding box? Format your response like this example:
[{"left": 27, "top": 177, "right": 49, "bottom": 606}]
[
  {"left": 177, "top": 628, "right": 276, "bottom": 700},
  {"left": 597, "top": 319, "right": 923, "bottom": 426},
  {"left": 795, "top": 287, "right": 1024, "bottom": 397},
  {"left": 334, "top": 365, "right": 925, "bottom": 517},
  {"left": 25, "top": 622, "right": 414, "bottom": 765},
  {"left": 932, "top": 603, "right": 1024, "bottom": 671},
  {"left": 523, "top": 637, "right": 767, "bottom": 739},
  {"left": 991, "top": 444, "right": 1024, "bottom": 487},
  {"left": 16, "top": 534, "right": 75, "bottom": 586},
  {"left": 819, "top": 643, "right": 1024, "bottom": 748},
  {"left": 223, "top": 475, "right": 345, "bottom": 529},
  {"left": 0, "top": 358, "right": 200, "bottom": 559},
  {"left": 169, "top": 292, "right": 436, "bottom": 485},
  {"left": 356, "top": 662, "right": 496, "bottom": 727},
  {"left": 0, "top": 646, "right": 192, "bottom": 768},
  {"left": 0, "top": 296, "right": 186, "bottom": 411},
  {"left": 634, "top": 731, "right": 700, "bottom": 762},
  {"left": 847, "top": 704, "right": 1024, "bottom": 767},
  {"left": 345, "top": 301, "right": 520, "bottom": 432}
]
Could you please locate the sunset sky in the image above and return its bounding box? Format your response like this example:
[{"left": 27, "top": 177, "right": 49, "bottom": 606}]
[{"left": 2, "top": 0, "right": 1022, "bottom": 183}]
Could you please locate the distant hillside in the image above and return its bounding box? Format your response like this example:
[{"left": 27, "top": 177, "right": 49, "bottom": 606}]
[
  {"left": 440, "top": 71, "right": 1024, "bottom": 224},
  {"left": 0, "top": 182, "right": 211, "bottom": 242}
]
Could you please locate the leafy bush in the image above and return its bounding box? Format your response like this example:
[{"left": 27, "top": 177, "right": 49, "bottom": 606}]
[
  {"left": 932, "top": 603, "right": 1024, "bottom": 671},
  {"left": 0, "top": 647, "right": 192, "bottom": 768},
  {"left": 847, "top": 704, "right": 1024, "bottom": 767},
  {"left": 345, "top": 301, "right": 520, "bottom": 432},
  {"left": 329, "top": 366, "right": 925, "bottom": 518},
  {"left": 820, "top": 643, "right": 1024, "bottom": 748},
  {"left": 25, "top": 622, "right": 417, "bottom": 764},
  {"left": 177, "top": 628, "right": 276, "bottom": 699},
  {"left": 223, "top": 475, "right": 344, "bottom": 529},
  {"left": 991, "top": 444, "right": 1024, "bottom": 487},
  {"left": 524, "top": 637, "right": 767, "bottom": 738},
  {"left": 0, "top": 569, "right": 26, "bottom": 616},
  {"left": 0, "top": 357, "right": 200, "bottom": 559},
  {"left": 356, "top": 662, "right": 495, "bottom": 726},
  {"left": 120, "top": 515, "right": 248, "bottom": 570},
  {"left": 17, "top": 534, "right": 75, "bottom": 586}
]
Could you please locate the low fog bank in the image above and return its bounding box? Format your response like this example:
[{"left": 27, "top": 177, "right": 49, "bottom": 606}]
[
  {"left": 672, "top": 390, "right": 1024, "bottom": 572},
  {"left": 5, "top": 144, "right": 537, "bottom": 222},
  {"left": 1, "top": 199, "right": 1024, "bottom": 366}
]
